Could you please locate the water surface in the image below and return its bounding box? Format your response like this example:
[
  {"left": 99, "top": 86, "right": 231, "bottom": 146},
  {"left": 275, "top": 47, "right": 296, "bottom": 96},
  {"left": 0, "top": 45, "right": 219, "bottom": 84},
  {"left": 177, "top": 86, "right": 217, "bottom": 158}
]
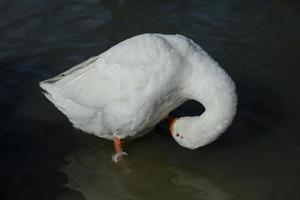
[{"left": 1, "top": 0, "right": 300, "bottom": 200}]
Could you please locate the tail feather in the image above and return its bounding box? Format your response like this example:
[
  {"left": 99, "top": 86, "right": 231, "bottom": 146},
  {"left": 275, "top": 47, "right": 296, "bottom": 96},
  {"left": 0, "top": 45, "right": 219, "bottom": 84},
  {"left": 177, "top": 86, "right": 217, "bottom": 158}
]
[{"left": 39, "top": 81, "right": 69, "bottom": 114}]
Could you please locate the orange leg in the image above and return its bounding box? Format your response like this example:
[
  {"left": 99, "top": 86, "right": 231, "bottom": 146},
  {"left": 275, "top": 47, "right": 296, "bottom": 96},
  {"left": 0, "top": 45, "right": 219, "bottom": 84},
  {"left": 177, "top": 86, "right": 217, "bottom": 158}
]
[
  {"left": 113, "top": 137, "right": 122, "bottom": 153},
  {"left": 112, "top": 136, "right": 127, "bottom": 163}
]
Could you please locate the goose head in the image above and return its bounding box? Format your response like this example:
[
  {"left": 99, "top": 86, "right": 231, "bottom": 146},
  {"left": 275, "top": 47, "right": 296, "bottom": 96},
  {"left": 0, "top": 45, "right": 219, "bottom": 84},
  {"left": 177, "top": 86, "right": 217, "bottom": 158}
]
[{"left": 168, "top": 57, "right": 238, "bottom": 149}]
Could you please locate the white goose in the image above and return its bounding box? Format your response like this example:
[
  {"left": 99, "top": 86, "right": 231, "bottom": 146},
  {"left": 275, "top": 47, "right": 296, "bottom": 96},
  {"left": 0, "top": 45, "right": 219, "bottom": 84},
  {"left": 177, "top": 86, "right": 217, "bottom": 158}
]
[{"left": 40, "top": 34, "right": 237, "bottom": 162}]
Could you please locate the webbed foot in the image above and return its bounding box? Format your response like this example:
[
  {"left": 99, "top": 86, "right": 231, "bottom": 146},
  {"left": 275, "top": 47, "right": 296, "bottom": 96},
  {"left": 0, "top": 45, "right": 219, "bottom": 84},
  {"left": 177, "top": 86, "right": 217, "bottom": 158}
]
[{"left": 112, "top": 151, "right": 128, "bottom": 163}]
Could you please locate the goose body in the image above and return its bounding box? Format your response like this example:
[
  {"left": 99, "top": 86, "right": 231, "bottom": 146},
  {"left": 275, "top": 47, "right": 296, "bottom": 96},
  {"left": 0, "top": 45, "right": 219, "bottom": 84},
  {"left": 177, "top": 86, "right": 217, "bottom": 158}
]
[{"left": 40, "top": 34, "right": 237, "bottom": 152}]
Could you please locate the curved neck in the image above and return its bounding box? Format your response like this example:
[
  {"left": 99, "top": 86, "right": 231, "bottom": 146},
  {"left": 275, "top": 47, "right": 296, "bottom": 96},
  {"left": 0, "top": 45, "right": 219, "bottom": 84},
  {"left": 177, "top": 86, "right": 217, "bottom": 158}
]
[{"left": 179, "top": 56, "right": 237, "bottom": 149}]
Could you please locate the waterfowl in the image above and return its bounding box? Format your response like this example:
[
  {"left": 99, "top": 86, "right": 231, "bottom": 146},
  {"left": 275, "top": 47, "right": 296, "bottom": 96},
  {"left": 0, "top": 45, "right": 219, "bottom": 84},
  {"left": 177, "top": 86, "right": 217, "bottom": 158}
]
[{"left": 40, "top": 34, "right": 237, "bottom": 162}]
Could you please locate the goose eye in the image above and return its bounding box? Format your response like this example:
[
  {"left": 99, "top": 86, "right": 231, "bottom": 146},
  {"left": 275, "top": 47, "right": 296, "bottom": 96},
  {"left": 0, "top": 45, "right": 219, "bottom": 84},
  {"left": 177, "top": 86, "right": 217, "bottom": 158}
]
[{"left": 176, "top": 133, "right": 180, "bottom": 137}]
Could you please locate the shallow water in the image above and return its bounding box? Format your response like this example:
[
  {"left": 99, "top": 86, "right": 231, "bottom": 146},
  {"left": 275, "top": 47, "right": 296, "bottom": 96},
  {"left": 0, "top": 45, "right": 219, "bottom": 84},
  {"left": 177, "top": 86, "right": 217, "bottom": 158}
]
[{"left": 1, "top": 0, "right": 300, "bottom": 200}]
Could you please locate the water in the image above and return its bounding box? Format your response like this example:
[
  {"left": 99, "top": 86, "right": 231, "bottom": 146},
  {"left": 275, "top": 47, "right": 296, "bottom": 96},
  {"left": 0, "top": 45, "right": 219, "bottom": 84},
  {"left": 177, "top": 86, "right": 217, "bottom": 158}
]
[{"left": 1, "top": 0, "right": 300, "bottom": 199}]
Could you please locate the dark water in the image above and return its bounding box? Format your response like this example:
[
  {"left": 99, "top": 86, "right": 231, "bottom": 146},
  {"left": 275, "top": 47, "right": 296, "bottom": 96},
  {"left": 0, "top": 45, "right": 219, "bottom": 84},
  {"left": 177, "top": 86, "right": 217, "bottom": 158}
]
[{"left": 1, "top": 0, "right": 300, "bottom": 199}]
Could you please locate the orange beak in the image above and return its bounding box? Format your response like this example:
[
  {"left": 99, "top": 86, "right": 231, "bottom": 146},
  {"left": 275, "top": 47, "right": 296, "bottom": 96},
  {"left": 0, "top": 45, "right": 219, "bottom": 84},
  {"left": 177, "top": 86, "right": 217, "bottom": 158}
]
[{"left": 167, "top": 116, "right": 178, "bottom": 135}]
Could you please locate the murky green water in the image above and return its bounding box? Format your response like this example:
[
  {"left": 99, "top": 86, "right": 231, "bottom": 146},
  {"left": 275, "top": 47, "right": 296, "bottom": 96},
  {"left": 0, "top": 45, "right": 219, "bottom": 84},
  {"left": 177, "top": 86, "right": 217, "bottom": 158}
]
[{"left": 1, "top": 0, "right": 300, "bottom": 199}]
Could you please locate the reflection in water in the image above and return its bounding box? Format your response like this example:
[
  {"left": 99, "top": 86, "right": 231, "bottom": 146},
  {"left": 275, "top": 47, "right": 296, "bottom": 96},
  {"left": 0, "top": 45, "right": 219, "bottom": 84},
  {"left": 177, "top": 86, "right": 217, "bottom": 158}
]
[
  {"left": 170, "top": 168, "right": 230, "bottom": 200},
  {"left": 60, "top": 139, "right": 230, "bottom": 200},
  {"left": 61, "top": 148, "right": 137, "bottom": 200}
]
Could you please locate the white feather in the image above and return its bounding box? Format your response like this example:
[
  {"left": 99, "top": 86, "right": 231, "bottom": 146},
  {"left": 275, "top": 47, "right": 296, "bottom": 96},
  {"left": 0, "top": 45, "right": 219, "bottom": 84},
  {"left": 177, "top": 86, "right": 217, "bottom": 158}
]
[{"left": 40, "top": 33, "right": 237, "bottom": 149}]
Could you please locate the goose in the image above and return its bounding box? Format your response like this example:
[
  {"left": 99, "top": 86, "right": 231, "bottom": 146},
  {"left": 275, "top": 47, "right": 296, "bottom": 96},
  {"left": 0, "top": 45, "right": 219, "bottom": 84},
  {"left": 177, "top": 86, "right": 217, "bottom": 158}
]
[{"left": 40, "top": 34, "right": 237, "bottom": 162}]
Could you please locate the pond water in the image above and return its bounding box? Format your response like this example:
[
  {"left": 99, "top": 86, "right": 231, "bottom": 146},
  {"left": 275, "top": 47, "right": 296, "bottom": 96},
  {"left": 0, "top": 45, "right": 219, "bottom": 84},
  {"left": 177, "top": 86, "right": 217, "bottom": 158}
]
[{"left": 1, "top": 0, "right": 299, "bottom": 200}]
